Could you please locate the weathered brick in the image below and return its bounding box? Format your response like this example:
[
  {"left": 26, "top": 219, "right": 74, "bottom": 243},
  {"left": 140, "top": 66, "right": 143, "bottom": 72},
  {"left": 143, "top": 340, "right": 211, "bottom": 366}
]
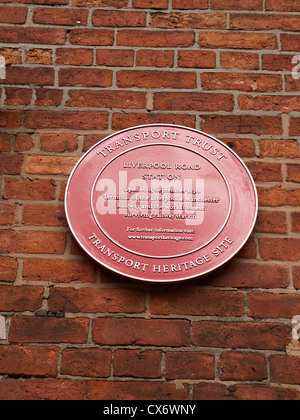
[
  {"left": 136, "top": 50, "right": 174, "bottom": 67},
  {"left": 153, "top": 92, "right": 234, "bottom": 111},
  {"left": 0, "top": 6, "right": 27, "bottom": 24},
  {"left": 172, "top": 0, "right": 208, "bottom": 8},
  {"left": 0, "top": 285, "right": 43, "bottom": 311},
  {"left": 201, "top": 73, "right": 282, "bottom": 92},
  {"left": 48, "top": 287, "right": 145, "bottom": 313},
  {"left": 96, "top": 49, "right": 134, "bottom": 66},
  {"left": 5, "top": 87, "right": 32, "bottom": 106},
  {"left": 150, "top": 12, "right": 227, "bottom": 29},
  {"left": 69, "top": 29, "right": 114, "bottom": 46},
  {"left": 255, "top": 210, "right": 287, "bottom": 234},
  {"left": 198, "top": 31, "right": 277, "bottom": 49},
  {"left": 0, "top": 346, "right": 59, "bottom": 377},
  {"left": 0, "top": 230, "right": 66, "bottom": 254},
  {"left": 166, "top": 351, "right": 214, "bottom": 380},
  {"left": 211, "top": 0, "right": 263, "bottom": 9},
  {"left": 0, "top": 154, "right": 24, "bottom": 175},
  {"left": 25, "top": 48, "right": 52, "bottom": 65},
  {"left": 25, "top": 156, "right": 79, "bottom": 175},
  {"left": 220, "top": 52, "right": 259, "bottom": 70},
  {"left": 114, "top": 349, "right": 162, "bottom": 378},
  {"left": 193, "top": 382, "right": 298, "bottom": 401},
  {"left": 56, "top": 48, "right": 93, "bottom": 66},
  {"left": 59, "top": 68, "right": 112, "bottom": 87},
  {"left": 292, "top": 212, "right": 300, "bottom": 233},
  {"left": 117, "top": 70, "right": 197, "bottom": 89},
  {"left": 4, "top": 178, "right": 56, "bottom": 201},
  {"left": 193, "top": 321, "right": 290, "bottom": 350},
  {"left": 238, "top": 94, "right": 300, "bottom": 112},
  {"left": 117, "top": 30, "right": 194, "bottom": 47},
  {"left": 0, "top": 27, "right": 66, "bottom": 44},
  {"left": 33, "top": 8, "right": 88, "bottom": 26},
  {"left": 9, "top": 316, "right": 89, "bottom": 343},
  {"left": 61, "top": 348, "right": 111, "bottom": 378},
  {"left": 219, "top": 352, "right": 267, "bottom": 381},
  {"left": 0, "top": 110, "right": 23, "bottom": 128},
  {"left": 178, "top": 50, "right": 215, "bottom": 68},
  {"left": 0, "top": 256, "right": 18, "bottom": 282},
  {"left": 270, "top": 355, "right": 300, "bottom": 385},
  {"left": 22, "top": 204, "right": 67, "bottom": 227},
  {"left": 87, "top": 381, "right": 189, "bottom": 400},
  {"left": 92, "top": 10, "right": 146, "bottom": 27},
  {"left": 40, "top": 133, "right": 78, "bottom": 153},
  {"left": 112, "top": 112, "right": 195, "bottom": 130},
  {"left": 24, "top": 111, "right": 108, "bottom": 130},
  {"left": 201, "top": 115, "right": 282, "bottom": 135},
  {"left": 259, "top": 238, "right": 300, "bottom": 262},
  {"left": 287, "top": 163, "right": 300, "bottom": 183},
  {"left": 248, "top": 292, "right": 300, "bottom": 319},
  {"left": 230, "top": 13, "right": 300, "bottom": 31},
  {"left": 23, "top": 258, "right": 96, "bottom": 284},
  {"left": 148, "top": 289, "right": 244, "bottom": 316},
  {"left": 66, "top": 90, "right": 146, "bottom": 109},
  {"left": 93, "top": 318, "right": 190, "bottom": 346},
  {"left": 0, "top": 378, "right": 86, "bottom": 401}
]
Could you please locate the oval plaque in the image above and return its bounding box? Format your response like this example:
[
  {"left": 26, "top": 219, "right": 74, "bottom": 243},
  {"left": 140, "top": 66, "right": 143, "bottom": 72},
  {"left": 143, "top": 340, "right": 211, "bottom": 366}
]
[{"left": 65, "top": 124, "right": 258, "bottom": 284}]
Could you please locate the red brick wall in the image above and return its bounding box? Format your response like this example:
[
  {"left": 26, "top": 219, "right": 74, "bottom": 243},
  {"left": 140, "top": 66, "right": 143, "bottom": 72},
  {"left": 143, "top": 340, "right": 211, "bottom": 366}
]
[{"left": 0, "top": 0, "right": 300, "bottom": 400}]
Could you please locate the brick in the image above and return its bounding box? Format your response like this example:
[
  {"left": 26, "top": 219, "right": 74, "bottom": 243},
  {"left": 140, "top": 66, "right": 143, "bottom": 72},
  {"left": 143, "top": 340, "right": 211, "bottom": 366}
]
[
  {"left": 33, "top": 8, "right": 88, "bottom": 26},
  {"left": 245, "top": 161, "right": 282, "bottom": 182},
  {"left": 221, "top": 138, "right": 256, "bottom": 158},
  {"left": 93, "top": 318, "right": 190, "bottom": 346},
  {"left": 114, "top": 349, "right": 162, "bottom": 378},
  {"left": 0, "top": 230, "right": 66, "bottom": 254},
  {"left": 72, "top": 0, "right": 129, "bottom": 6},
  {"left": 24, "top": 111, "right": 108, "bottom": 130},
  {"left": 69, "top": 29, "right": 114, "bottom": 46},
  {"left": 0, "top": 203, "right": 18, "bottom": 225},
  {"left": 219, "top": 352, "right": 267, "bottom": 381},
  {"left": 238, "top": 237, "right": 257, "bottom": 259},
  {"left": 5, "top": 87, "right": 32, "bottom": 106},
  {"left": 153, "top": 92, "right": 234, "bottom": 111},
  {"left": 61, "top": 348, "right": 111, "bottom": 378},
  {"left": 266, "top": 0, "right": 300, "bottom": 12},
  {"left": 281, "top": 34, "right": 300, "bottom": 51},
  {"left": 4, "top": 178, "right": 56, "bottom": 201},
  {"left": 112, "top": 112, "right": 195, "bottom": 130},
  {"left": 22, "top": 204, "right": 67, "bottom": 227},
  {"left": 35, "top": 89, "right": 62, "bottom": 107},
  {"left": 13, "top": 133, "right": 36, "bottom": 153},
  {"left": 289, "top": 118, "right": 300, "bottom": 136},
  {"left": 0, "top": 48, "right": 21, "bottom": 64},
  {"left": 25, "top": 48, "right": 52, "bottom": 65},
  {"left": 23, "top": 258, "right": 96, "bottom": 283},
  {"left": 117, "top": 30, "right": 194, "bottom": 47},
  {"left": 201, "top": 115, "right": 282, "bottom": 135},
  {"left": 56, "top": 48, "right": 93, "bottom": 66},
  {"left": 150, "top": 12, "right": 226, "bottom": 29},
  {"left": 201, "top": 73, "right": 282, "bottom": 92},
  {"left": 1, "top": 67, "right": 54, "bottom": 85},
  {"left": 0, "top": 27, "right": 66, "bottom": 44},
  {"left": 0, "top": 133, "right": 13, "bottom": 152},
  {"left": 0, "top": 154, "right": 24, "bottom": 175},
  {"left": 259, "top": 238, "right": 300, "bottom": 262},
  {"left": 87, "top": 381, "right": 188, "bottom": 400},
  {"left": 92, "top": 10, "right": 146, "bottom": 27},
  {"left": 0, "top": 257, "right": 18, "bottom": 282},
  {"left": 0, "top": 6, "right": 27, "bottom": 23},
  {"left": 136, "top": 50, "right": 174, "bottom": 67},
  {"left": 0, "top": 0, "right": 69, "bottom": 3},
  {"left": 148, "top": 289, "right": 244, "bottom": 316},
  {"left": 285, "top": 75, "right": 300, "bottom": 93},
  {"left": 287, "top": 163, "right": 300, "bottom": 183},
  {"left": 59, "top": 68, "right": 112, "bottom": 87},
  {"left": 220, "top": 52, "right": 259, "bottom": 70},
  {"left": 172, "top": 0, "right": 208, "bottom": 8},
  {"left": 292, "top": 212, "right": 300, "bottom": 233},
  {"left": 48, "top": 287, "right": 145, "bottom": 313},
  {"left": 293, "top": 266, "right": 300, "bottom": 289},
  {"left": 9, "top": 316, "right": 89, "bottom": 344},
  {"left": 255, "top": 210, "right": 287, "bottom": 234},
  {"left": 248, "top": 292, "right": 300, "bottom": 319},
  {"left": 0, "top": 110, "right": 23, "bottom": 128},
  {"left": 178, "top": 50, "right": 215, "bottom": 68},
  {"left": 117, "top": 70, "right": 197, "bottom": 89},
  {"left": 193, "top": 382, "right": 298, "bottom": 401},
  {"left": 0, "top": 346, "right": 59, "bottom": 377},
  {"left": 66, "top": 90, "right": 146, "bottom": 109},
  {"left": 198, "top": 31, "right": 277, "bottom": 49},
  {"left": 133, "top": 0, "right": 168, "bottom": 7},
  {"left": 25, "top": 156, "right": 79, "bottom": 175},
  {"left": 211, "top": 0, "right": 263, "bottom": 9},
  {"left": 96, "top": 49, "right": 134, "bottom": 67},
  {"left": 262, "top": 54, "right": 294, "bottom": 71},
  {"left": 193, "top": 321, "right": 290, "bottom": 350},
  {"left": 40, "top": 133, "right": 78, "bottom": 153},
  {"left": 0, "top": 378, "right": 86, "bottom": 401},
  {"left": 166, "top": 351, "right": 214, "bottom": 380},
  {"left": 239, "top": 95, "right": 300, "bottom": 112},
  {"left": 270, "top": 355, "right": 300, "bottom": 385},
  {"left": 257, "top": 187, "right": 300, "bottom": 207},
  {"left": 230, "top": 13, "right": 300, "bottom": 31},
  {"left": 0, "top": 285, "right": 43, "bottom": 312},
  {"left": 83, "top": 132, "right": 114, "bottom": 152}
]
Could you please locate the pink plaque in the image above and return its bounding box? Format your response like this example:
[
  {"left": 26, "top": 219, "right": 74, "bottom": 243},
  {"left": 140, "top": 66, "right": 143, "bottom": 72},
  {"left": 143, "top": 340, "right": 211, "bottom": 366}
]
[{"left": 65, "top": 124, "right": 258, "bottom": 284}]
